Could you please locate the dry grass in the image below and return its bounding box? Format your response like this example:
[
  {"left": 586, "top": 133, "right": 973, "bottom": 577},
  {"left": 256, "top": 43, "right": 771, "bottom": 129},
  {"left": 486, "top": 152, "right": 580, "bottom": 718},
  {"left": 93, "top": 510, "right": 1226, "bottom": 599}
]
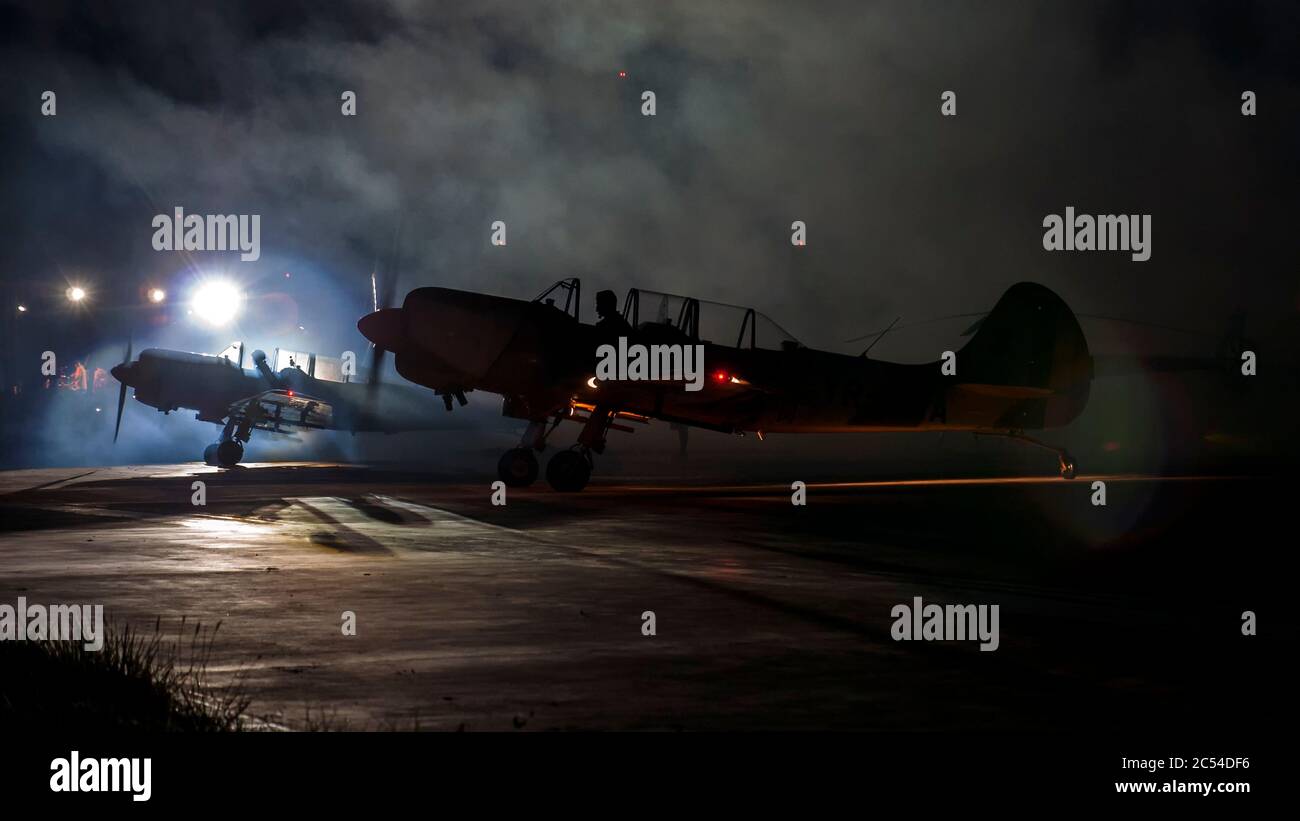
[{"left": 0, "top": 616, "right": 251, "bottom": 731}]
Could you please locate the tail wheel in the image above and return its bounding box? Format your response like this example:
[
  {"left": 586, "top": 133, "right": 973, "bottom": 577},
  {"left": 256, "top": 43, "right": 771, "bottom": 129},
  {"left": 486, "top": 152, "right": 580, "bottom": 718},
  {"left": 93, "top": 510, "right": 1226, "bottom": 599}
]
[
  {"left": 497, "top": 447, "right": 539, "bottom": 487},
  {"left": 546, "top": 449, "right": 592, "bottom": 492},
  {"left": 1058, "top": 451, "right": 1077, "bottom": 480}
]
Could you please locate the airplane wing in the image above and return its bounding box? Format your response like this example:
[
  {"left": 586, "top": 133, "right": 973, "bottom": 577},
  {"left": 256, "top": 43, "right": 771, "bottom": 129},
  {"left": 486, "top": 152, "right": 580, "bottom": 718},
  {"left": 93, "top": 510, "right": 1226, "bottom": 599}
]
[{"left": 230, "top": 389, "right": 335, "bottom": 433}]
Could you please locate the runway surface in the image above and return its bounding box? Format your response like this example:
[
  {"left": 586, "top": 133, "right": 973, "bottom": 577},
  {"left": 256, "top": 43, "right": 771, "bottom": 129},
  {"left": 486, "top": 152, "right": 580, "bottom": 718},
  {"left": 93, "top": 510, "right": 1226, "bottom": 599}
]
[{"left": 0, "top": 462, "right": 1283, "bottom": 731}]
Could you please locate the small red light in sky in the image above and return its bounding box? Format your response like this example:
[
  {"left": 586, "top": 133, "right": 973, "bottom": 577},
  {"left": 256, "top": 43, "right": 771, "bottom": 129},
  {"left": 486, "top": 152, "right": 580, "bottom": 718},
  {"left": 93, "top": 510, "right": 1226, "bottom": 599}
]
[
  {"left": 618, "top": 70, "right": 627, "bottom": 78},
  {"left": 1103, "top": 441, "right": 1121, "bottom": 452},
  {"left": 713, "top": 370, "right": 728, "bottom": 383}
]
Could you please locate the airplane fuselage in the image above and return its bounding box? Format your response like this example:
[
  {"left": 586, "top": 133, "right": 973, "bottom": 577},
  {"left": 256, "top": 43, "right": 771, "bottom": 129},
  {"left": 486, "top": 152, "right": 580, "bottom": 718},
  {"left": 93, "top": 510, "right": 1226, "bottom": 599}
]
[
  {"left": 111, "top": 348, "right": 438, "bottom": 433},
  {"left": 358, "top": 279, "right": 1092, "bottom": 489},
  {"left": 363, "top": 285, "right": 1091, "bottom": 436}
]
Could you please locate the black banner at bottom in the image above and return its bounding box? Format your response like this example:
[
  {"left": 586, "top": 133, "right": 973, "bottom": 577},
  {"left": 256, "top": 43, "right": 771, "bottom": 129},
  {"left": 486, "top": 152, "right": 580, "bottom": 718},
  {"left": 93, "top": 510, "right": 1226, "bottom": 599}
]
[{"left": 0, "top": 732, "right": 1270, "bottom": 809}]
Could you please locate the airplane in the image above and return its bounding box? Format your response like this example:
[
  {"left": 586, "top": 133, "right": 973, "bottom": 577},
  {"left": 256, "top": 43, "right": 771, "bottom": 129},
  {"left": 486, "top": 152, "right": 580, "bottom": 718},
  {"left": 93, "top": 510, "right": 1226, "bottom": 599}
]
[
  {"left": 357, "top": 277, "right": 1100, "bottom": 491},
  {"left": 109, "top": 341, "right": 442, "bottom": 467}
]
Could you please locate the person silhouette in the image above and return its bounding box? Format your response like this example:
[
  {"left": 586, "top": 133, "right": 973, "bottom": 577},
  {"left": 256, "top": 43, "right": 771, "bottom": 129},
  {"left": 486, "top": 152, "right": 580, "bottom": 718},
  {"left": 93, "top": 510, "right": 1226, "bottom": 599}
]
[{"left": 595, "top": 289, "right": 632, "bottom": 335}]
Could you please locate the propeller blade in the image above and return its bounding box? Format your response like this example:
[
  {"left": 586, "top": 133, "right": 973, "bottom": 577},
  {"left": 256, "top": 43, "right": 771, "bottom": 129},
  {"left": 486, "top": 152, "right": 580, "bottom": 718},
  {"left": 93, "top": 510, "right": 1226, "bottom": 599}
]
[
  {"left": 373, "top": 269, "right": 398, "bottom": 318},
  {"left": 367, "top": 273, "right": 388, "bottom": 394},
  {"left": 367, "top": 228, "right": 400, "bottom": 399},
  {"left": 367, "top": 343, "right": 387, "bottom": 399},
  {"left": 381, "top": 219, "right": 401, "bottom": 312},
  {"left": 114, "top": 381, "right": 127, "bottom": 442},
  {"left": 112, "top": 337, "right": 133, "bottom": 443}
]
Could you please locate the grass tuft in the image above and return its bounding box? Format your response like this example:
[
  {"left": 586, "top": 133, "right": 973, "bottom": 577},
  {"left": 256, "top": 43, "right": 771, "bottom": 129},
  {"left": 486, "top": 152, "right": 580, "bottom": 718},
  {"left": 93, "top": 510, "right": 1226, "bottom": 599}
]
[{"left": 0, "top": 616, "right": 251, "bottom": 731}]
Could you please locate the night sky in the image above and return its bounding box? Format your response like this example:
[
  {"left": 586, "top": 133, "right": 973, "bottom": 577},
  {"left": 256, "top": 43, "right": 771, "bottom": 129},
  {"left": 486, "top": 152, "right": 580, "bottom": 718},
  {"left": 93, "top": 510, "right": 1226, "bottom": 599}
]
[{"left": 0, "top": 1, "right": 1296, "bottom": 469}]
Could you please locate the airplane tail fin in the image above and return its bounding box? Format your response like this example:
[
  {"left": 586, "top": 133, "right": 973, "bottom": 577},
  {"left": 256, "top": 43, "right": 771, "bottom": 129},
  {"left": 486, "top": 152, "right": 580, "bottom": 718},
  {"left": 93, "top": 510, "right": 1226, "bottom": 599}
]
[{"left": 956, "top": 282, "right": 1092, "bottom": 428}]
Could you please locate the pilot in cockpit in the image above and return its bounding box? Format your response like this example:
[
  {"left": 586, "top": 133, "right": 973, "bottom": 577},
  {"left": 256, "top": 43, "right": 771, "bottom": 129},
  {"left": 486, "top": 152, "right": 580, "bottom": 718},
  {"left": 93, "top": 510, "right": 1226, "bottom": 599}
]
[{"left": 594, "top": 289, "right": 632, "bottom": 336}]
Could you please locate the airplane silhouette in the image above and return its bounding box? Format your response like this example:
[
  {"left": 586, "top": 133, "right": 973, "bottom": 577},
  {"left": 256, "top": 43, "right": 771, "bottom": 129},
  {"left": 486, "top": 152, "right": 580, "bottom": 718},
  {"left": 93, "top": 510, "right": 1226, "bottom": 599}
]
[{"left": 359, "top": 278, "right": 1093, "bottom": 491}]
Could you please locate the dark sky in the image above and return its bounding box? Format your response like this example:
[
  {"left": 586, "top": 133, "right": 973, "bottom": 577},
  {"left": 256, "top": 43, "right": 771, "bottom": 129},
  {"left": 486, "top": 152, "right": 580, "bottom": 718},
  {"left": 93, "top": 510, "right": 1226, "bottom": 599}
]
[{"left": 0, "top": 0, "right": 1296, "bottom": 468}]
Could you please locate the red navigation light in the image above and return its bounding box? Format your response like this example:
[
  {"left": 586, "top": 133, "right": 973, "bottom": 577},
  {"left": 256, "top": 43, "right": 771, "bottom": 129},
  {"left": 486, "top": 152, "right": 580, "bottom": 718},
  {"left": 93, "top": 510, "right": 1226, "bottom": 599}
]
[{"left": 713, "top": 370, "right": 729, "bottom": 383}]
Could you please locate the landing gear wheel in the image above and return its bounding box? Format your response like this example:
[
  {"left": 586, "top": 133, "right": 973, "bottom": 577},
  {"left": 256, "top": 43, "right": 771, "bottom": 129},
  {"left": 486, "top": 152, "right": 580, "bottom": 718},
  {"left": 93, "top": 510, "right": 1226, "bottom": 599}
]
[
  {"left": 546, "top": 449, "right": 592, "bottom": 492},
  {"left": 1058, "top": 451, "right": 1077, "bottom": 480},
  {"left": 216, "top": 440, "right": 244, "bottom": 468},
  {"left": 498, "top": 447, "right": 539, "bottom": 487}
]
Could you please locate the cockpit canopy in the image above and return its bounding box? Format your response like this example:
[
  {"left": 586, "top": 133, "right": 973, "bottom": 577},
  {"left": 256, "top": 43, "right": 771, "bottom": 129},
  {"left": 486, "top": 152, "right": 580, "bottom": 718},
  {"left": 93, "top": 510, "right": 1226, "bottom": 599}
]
[
  {"left": 531, "top": 278, "right": 801, "bottom": 351},
  {"left": 215, "top": 342, "right": 357, "bottom": 383},
  {"left": 623, "top": 289, "right": 800, "bottom": 351}
]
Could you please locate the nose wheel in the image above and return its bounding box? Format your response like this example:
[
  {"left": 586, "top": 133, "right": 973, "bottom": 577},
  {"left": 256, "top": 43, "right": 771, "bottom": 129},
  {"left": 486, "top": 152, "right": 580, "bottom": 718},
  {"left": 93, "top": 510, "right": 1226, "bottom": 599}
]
[
  {"left": 497, "top": 447, "right": 540, "bottom": 487},
  {"left": 546, "top": 449, "right": 592, "bottom": 492},
  {"left": 203, "top": 440, "right": 244, "bottom": 468}
]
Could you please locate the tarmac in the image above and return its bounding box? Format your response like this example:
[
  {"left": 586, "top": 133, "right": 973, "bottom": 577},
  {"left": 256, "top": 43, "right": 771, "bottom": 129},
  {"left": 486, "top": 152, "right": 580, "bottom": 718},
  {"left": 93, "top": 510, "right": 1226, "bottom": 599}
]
[{"left": 0, "top": 462, "right": 1282, "bottom": 731}]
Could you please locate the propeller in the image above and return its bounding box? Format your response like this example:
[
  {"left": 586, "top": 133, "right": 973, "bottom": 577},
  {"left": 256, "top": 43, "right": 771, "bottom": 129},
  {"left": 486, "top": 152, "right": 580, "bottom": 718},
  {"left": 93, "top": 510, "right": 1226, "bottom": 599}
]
[
  {"left": 366, "top": 218, "right": 404, "bottom": 402},
  {"left": 112, "top": 338, "right": 132, "bottom": 443},
  {"left": 367, "top": 269, "right": 397, "bottom": 402}
]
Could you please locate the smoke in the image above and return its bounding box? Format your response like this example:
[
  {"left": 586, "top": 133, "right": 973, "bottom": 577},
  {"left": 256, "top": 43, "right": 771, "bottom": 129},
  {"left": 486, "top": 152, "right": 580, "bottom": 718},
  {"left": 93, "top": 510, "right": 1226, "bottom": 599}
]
[
  {"left": 1, "top": 1, "right": 1296, "bottom": 472},
  {"left": 3, "top": 1, "right": 1296, "bottom": 349}
]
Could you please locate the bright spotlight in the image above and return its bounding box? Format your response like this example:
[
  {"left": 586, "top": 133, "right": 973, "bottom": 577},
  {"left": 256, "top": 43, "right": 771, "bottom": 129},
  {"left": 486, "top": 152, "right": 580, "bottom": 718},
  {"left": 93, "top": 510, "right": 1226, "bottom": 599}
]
[
  {"left": 191, "top": 280, "right": 243, "bottom": 326},
  {"left": 148, "top": 287, "right": 166, "bottom": 304},
  {"left": 66, "top": 286, "right": 86, "bottom": 302}
]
